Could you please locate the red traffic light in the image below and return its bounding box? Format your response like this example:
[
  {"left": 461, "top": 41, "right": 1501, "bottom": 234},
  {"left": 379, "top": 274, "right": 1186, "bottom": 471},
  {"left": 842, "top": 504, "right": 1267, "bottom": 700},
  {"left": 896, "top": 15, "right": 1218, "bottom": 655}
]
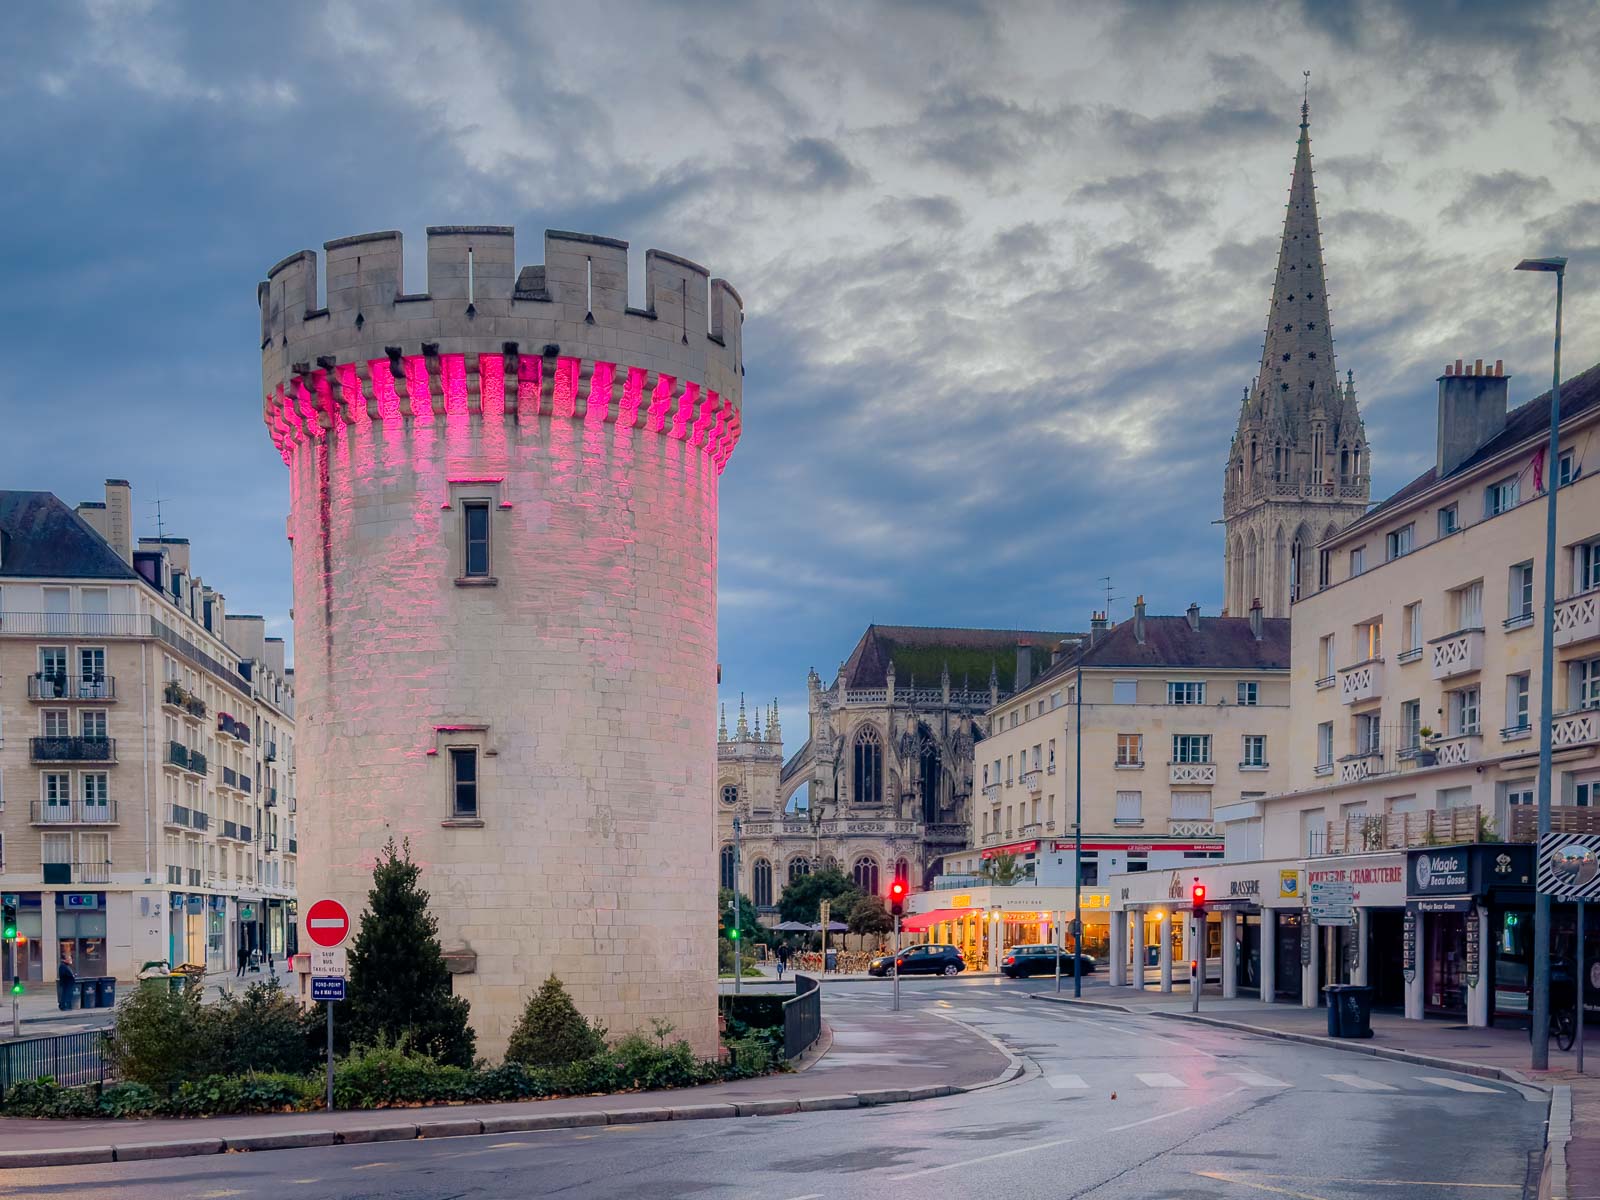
[
  {"left": 1191, "top": 881, "right": 1207, "bottom": 911},
  {"left": 888, "top": 877, "right": 909, "bottom": 916}
]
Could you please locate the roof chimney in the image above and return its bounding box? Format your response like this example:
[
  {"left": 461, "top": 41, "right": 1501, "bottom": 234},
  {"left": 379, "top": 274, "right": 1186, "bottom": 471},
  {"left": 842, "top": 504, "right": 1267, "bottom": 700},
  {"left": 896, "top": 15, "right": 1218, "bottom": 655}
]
[
  {"left": 1015, "top": 641, "right": 1032, "bottom": 691},
  {"left": 1437, "top": 357, "right": 1511, "bottom": 478},
  {"left": 1186, "top": 602, "right": 1201, "bottom": 632},
  {"left": 104, "top": 479, "right": 132, "bottom": 563},
  {"left": 1249, "top": 597, "right": 1264, "bottom": 642},
  {"left": 1133, "top": 595, "right": 1146, "bottom": 645},
  {"left": 1089, "top": 610, "right": 1108, "bottom": 646}
]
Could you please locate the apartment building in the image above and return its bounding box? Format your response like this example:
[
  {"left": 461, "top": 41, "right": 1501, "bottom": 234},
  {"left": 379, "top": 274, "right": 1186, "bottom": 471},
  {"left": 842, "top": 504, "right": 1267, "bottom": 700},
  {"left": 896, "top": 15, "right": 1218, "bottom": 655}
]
[
  {"left": 0, "top": 481, "right": 296, "bottom": 985},
  {"left": 1217, "top": 358, "right": 1600, "bottom": 1025},
  {"left": 923, "top": 600, "right": 1290, "bottom": 962}
]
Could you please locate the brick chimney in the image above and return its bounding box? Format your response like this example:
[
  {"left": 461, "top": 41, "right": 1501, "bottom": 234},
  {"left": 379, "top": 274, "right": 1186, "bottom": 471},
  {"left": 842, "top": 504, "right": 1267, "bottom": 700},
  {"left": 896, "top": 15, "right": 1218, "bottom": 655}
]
[
  {"left": 1249, "top": 597, "right": 1264, "bottom": 641},
  {"left": 1437, "top": 357, "right": 1510, "bottom": 478},
  {"left": 1089, "top": 611, "right": 1108, "bottom": 646},
  {"left": 1133, "top": 595, "right": 1147, "bottom": 645},
  {"left": 1186, "top": 602, "right": 1201, "bottom": 632},
  {"left": 103, "top": 479, "right": 133, "bottom": 563},
  {"left": 1015, "top": 641, "right": 1032, "bottom": 691}
]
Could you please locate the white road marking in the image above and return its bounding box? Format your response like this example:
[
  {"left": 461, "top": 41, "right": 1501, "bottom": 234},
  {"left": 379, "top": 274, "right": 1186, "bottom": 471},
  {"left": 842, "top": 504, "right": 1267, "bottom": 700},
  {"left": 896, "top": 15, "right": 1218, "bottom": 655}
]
[
  {"left": 1232, "top": 1071, "right": 1291, "bottom": 1087},
  {"left": 1046, "top": 1073, "right": 1088, "bottom": 1089},
  {"left": 1418, "top": 1075, "right": 1501, "bottom": 1094},
  {"left": 1326, "top": 1073, "right": 1398, "bottom": 1091},
  {"left": 888, "top": 1136, "right": 1077, "bottom": 1180},
  {"left": 1107, "top": 1103, "right": 1199, "bottom": 1132},
  {"left": 1136, "top": 1072, "right": 1188, "bottom": 1088}
]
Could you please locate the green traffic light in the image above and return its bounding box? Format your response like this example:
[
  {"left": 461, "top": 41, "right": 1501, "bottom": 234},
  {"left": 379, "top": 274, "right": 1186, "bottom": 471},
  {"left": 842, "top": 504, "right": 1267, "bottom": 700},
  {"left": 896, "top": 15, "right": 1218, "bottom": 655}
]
[
  {"left": 2, "top": 927, "right": 14, "bottom": 941},
  {"left": 728, "top": 928, "right": 740, "bottom": 940},
  {"left": 9, "top": 981, "right": 21, "bottom": 995}
]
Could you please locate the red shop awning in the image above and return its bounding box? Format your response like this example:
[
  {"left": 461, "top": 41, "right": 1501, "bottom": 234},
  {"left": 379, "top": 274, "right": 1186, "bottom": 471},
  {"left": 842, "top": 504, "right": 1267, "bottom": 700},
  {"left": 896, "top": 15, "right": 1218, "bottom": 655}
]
[{"left": 902, "top": 908, "right": 975, "bottom": 932}]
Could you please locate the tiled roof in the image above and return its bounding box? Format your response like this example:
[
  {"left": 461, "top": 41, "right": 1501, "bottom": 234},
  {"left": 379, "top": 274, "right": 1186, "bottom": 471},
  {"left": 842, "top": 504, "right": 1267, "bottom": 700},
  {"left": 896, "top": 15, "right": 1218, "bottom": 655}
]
[
  {"left": 840, "top": 624, "right": 1083, "bottom": 691},
  {"left": 1031, "top": 614, "right": 1291, "bottom": 686},
  {"left": 1363, "top": 359, "right": 1600, "bottom": 525},
  {"left": 0, "top": 491, "right": 139, "bottom": 580}
]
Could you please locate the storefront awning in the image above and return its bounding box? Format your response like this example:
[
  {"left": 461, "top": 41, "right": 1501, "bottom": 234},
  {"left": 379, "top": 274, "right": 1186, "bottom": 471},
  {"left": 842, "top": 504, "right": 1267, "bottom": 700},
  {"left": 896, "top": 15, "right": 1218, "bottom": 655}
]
[{"left": 903, "top": 908, "right": 974, "bottom": 932}]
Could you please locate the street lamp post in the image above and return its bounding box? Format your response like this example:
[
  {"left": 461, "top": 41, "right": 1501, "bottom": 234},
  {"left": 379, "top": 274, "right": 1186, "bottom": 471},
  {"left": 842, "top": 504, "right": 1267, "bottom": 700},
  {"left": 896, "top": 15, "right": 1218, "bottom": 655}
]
[
  {"left": 1516, "top": 255, "right": 1566, "bottom": 1071},
  {"left": 1074, "top": 667, "right": 1084, "bottom": 999},
  {"left": 732, "top": 816, "right": 743, "bottom": 996}
]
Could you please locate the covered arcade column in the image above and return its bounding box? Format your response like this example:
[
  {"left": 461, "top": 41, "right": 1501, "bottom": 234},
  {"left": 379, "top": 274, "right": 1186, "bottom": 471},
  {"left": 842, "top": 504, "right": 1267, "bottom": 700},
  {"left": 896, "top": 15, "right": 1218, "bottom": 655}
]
[
  {"left": 1159, "top": 912, "right": 1173, "bottom": 993},
  {"left": 1221, "top": 908, "right": 1239, "bottom": 999},
  {"left": 1260, "top": 912, "right": 1277, "bottom": 1004},
  {"left": 1404, "top": 907, "right": 1425, "bottom": 1020},
  {"left": 1353, "top": 908, "right": 1370, "bottom": 986},
  {"left": 1302, "top": 918, "right": 1320, "bottom": 1008},
  {"left": 1109, "top": 909, "right": 1127, "bottom": 987}
]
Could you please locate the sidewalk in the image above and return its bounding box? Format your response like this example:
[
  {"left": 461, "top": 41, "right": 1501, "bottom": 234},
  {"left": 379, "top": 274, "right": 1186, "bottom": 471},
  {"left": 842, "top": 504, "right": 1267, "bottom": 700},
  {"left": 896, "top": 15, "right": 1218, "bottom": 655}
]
[
  {"left": 5, "top": 963, "right": 300, "bottom": 1042},
  {"left": 0, "top": 993, "right": 1017, "bottom": 1168},
  {"left": 1042, "top": 985, "right": 1598, "bottom": 1198}
]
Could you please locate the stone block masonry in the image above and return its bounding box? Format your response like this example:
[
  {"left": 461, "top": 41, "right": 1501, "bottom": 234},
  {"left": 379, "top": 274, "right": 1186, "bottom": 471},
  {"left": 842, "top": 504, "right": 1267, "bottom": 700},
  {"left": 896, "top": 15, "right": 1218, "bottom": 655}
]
[{"left": 258, "top": 225, "right": 744, "bottom": 1058}]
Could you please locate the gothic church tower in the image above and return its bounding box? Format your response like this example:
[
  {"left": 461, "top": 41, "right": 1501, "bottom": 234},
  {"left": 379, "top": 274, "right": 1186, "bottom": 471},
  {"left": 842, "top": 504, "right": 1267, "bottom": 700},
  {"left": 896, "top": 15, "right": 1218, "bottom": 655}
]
[{"left": 1222, "top": 96, "right": 1369, "bottom": 617}]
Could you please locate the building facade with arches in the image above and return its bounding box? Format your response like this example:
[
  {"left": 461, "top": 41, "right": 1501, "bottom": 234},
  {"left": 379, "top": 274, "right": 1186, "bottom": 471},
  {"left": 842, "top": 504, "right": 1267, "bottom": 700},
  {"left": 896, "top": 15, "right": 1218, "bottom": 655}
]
[
  {"left": 717, "top": 625, "right": 1078, "bottom": 915},
  {"left": 1222, "top": 100, "right": 1369, "bottom": 619}
]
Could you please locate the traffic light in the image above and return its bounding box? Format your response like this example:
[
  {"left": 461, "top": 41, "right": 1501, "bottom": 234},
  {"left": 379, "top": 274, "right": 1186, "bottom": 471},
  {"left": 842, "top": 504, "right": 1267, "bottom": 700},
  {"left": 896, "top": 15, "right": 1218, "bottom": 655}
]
[
  {"left": 2, "top": 901, "right": 16, "bottom": 942},
  {"left": 888, "top": 877, "right": 908, "bottom": 917},
  {"left": 727, "top": 927, "right": 740, "bottom": 941},
  {"left": 1191, "top": 880, "right": 1207, "bottom": 915}
]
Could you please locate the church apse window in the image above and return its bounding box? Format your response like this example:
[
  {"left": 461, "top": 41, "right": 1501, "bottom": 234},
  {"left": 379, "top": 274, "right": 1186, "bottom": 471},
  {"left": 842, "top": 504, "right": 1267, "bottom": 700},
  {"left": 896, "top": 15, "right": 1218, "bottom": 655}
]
[
  {"left": 853, "top": 725, "right": 884, "bottom": 806},
  {"left": 788, "top": 858, "right": 811, "bottom": 883},
  {"left": 919, "top": 734, "right": 942, "bottom": 825},
  {"left": 719, "top": 843, "right": 736, "bottom": 891},
  {"left": 853, "top": 856, "right": 880, "bottom": 896},
  {"left": 721, "top": 784, "right": 739, "bottom": 807},
  {"left": 751, "top": 859, "right": 773, "bottom": 907}
]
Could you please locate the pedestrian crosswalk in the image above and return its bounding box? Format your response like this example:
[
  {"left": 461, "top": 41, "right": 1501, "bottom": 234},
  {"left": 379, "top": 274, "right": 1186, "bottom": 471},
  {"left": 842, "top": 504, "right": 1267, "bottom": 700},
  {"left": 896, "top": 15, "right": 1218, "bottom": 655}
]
[{"left": 1039, "top": 1069, "right": 1501, "bottom": 1097}]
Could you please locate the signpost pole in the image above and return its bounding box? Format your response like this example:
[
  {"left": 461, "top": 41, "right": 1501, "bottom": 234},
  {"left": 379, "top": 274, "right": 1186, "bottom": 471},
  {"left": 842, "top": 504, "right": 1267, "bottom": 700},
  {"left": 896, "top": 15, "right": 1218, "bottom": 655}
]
[
  {"left": 9, "top": 939, "right": 19, "bottom": 1039},
  {"left": 1580, "top": 899, "right": 1587, "bottom": 1075},
  {"left": 1190, "top": 913, "right": 1201, "bottom": 1014},
  {"left": 892, "top": 914, "right": 901, "bottom": 1012},
  {"left": 1055, "top": 915, "right": 1063, "bottom": 994},
  {"left": 326, "top": 1003, "right": 335, "bottom": 1110}
]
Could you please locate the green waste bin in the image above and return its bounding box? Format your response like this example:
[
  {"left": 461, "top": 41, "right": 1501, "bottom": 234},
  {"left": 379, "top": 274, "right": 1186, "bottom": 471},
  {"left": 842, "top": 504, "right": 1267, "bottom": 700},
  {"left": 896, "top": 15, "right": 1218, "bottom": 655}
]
[{"left": 1324, "top": 985, "right": 1374, "bottom": 1038}]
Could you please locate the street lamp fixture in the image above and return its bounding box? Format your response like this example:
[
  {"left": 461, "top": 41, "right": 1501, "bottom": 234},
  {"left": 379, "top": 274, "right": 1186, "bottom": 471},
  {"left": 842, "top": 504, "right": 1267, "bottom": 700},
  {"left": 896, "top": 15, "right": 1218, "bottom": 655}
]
[{"left": 1515, "top": 254, "right": 1566, "bottom": 1072}]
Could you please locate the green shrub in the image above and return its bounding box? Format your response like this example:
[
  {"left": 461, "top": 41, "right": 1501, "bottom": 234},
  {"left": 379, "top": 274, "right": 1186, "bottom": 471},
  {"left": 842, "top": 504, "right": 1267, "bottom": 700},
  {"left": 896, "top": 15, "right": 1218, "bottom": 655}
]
[
  {"left": 720, "top": 994, "right": 785, "bottom": 1030},
  {"left": 469, "top": 1061, "right": 551, "bottom": 1103},
  {"left": 1, "top": 1077, "right": 70, "bottom": 1117},
  {"left": 725, "top": 1036, "right": 772, "bottom": 1077},
  {"left": 211, "top": 979, "right": 317, "bottom": 1077},
  {"left": 504, "top": 974, "right": 607, "bottom": 1069},
  {"left": 98, "top": 1082, "right": 158, "bottom": 1118},
  {"left": 333, "top": 1037, "right": 473, "bottom": 1108},
  {"left": 105, "top": 983, "right": 215, "bottom": 1088},
  {"left": 162, "top": 1073, "right": 316, "bottom": 1116}
]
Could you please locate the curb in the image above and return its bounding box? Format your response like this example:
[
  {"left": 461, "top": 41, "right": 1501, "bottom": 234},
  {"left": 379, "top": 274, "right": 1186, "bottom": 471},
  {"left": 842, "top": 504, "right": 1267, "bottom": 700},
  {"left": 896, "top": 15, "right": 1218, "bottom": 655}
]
[
  {"left": 788, "top": 1020, "right": 833, "bottom": 1072},
  {"left": 1545, "top": 1085, "right": 1571, "bottom": 1200},
  {"left": 0, "top": 1074, "right": 1008, "bottom": 1171}
]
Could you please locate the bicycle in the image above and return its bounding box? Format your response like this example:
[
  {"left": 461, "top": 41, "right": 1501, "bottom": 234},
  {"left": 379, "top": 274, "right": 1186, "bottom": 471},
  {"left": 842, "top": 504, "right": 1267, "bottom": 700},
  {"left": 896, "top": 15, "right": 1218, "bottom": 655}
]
[{"left": 1528, "top": 1003, "right": 1578, "bottom": 1052}]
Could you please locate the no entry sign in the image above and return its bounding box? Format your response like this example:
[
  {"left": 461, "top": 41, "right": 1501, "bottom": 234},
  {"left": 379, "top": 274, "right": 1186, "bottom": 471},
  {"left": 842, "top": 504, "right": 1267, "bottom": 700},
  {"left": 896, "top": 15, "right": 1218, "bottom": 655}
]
[{"left": 305, "top": 898, "right": 351, "bottom": 948}]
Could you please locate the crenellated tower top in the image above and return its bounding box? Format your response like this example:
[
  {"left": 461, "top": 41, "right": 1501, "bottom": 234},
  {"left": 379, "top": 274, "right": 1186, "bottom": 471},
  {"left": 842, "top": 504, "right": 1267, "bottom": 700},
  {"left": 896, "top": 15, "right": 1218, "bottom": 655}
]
[{"left": 258, "top": 225, "right": 744, "bottom": 471}]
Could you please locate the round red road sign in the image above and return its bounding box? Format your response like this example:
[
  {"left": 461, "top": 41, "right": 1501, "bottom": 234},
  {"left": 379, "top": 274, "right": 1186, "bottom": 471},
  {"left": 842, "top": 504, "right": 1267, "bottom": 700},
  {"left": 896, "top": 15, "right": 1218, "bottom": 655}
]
[{"left": 305, "top": 898, "right": 351, "bottom": 948}]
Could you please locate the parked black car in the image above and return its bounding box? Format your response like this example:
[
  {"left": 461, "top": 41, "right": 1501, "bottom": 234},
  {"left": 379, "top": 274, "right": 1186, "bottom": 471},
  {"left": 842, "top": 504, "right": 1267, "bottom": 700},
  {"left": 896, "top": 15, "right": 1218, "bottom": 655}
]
[
  {"left": 868, "top": 943, "right": 967, "bottom": 977},
  {"left": 1001, "top": 944, "right": 1096, "bottom": 978}
]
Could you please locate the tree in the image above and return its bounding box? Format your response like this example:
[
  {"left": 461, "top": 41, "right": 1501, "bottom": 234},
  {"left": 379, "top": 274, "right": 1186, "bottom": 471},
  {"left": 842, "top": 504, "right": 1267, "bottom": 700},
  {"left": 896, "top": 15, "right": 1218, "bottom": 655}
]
[
  {"left": 978, "top": 851, "right": 1025, "bottom": 886},
  {"left": 777, "top": 867, "right": 862, "bottom": 924},
  {"left": 504, "top": 974, "right": 607, "bottom": 1068},
  {"left": 343, "top": 838, "right": 476, "bottom": 1067},
  {"left": 847, "top": 894, "right": 893, "bottom": 936},
  {"left": 718, "top": 887, "right": 764, "bottom": 945}
]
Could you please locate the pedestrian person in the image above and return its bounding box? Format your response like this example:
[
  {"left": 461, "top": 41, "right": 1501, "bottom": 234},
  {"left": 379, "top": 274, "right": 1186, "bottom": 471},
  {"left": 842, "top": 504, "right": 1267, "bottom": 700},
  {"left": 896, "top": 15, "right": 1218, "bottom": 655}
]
[
  {"left": 776, "top": 942, "right": 791, "bottom": 980},
  {"left": 235, "top": 938, "right": 248, "bottom": 978}
]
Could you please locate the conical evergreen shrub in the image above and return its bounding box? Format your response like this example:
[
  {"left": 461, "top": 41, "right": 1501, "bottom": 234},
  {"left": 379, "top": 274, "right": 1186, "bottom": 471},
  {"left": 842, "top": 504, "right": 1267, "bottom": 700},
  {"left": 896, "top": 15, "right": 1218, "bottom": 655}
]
[{"left": 504, "top": 974, "right": 607, "bottom": 1068}]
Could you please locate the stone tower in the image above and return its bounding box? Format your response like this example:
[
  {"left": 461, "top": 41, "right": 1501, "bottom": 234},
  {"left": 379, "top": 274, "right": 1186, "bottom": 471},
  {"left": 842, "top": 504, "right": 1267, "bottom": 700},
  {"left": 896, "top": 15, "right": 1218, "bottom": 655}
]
[
  {"left": 258, "top": 226, "right": 743, "bottom": 1056},
  {"left": 1222, "top": 97, "right": 1369, "bottom": 617}
]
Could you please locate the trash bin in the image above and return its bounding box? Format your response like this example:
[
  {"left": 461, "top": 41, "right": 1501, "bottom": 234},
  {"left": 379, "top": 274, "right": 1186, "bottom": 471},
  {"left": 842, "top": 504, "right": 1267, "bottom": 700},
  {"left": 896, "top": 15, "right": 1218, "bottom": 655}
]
[
  {"left": 825, "top": 949, "right": 838, "bottom": 973},
  {"left": 57, "top": 977, "right": 76, "bottom": 1011},
  {"left": 78, "top": 979, "right": 96, "bottom": 1008},
  {"left": 1324, "top": 985, "right": 1374, "bottom": 1039},
  {"left": 96, "top": 977, "right": 116, "bottom": 1008},
  {"left": 166, "top": 973, "right": 185, "bottom": 995}
]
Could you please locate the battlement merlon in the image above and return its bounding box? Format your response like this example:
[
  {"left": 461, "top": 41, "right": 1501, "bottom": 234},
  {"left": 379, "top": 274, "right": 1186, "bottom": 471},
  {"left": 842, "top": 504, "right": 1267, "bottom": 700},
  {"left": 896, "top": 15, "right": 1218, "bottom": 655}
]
[{"left": 259, "top": 225, "right": 743, "bottom": 408}]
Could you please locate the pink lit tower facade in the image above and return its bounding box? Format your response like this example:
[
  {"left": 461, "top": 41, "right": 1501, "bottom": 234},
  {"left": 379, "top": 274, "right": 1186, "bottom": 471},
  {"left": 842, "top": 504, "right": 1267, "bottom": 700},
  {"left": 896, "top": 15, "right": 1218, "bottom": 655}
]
[{"left": 258, "top": 227, "right": 743, "bottom": 1055}]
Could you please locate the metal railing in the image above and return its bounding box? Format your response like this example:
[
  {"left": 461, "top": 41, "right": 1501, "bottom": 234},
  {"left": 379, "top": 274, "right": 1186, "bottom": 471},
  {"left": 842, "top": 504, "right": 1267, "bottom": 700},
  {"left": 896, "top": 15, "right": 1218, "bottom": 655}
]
[
  {"left": 783, "top": 974, "right": 822, "bottom": 1060},
  {"left": 31, "top": 800, "right": 118, "bottom": 825},
  {"left": 167, "top": 741, "right": 191, "bottom": 770},
  {"left": 30, "top": 736, "right": 116, "bottom": 763},
  {"left": 73, "top": 861, "right": 111, "bottom": 884},
  {"left": 0, "top": 1031, "right": 112, "bottom": 1100},
  {"left": 189, "top": 750, "right": 208, "bottom": 776},
  {"left": 28, "top": 674, "right": 116, "bottom": 701},
  {"left": 166, "top": 802, "right": 191, "bottom": 829}
]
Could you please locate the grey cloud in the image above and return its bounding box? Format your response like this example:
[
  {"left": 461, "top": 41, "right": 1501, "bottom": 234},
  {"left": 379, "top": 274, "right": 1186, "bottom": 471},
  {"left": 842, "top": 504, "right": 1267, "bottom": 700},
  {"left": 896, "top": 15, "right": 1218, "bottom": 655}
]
[
  {"left": 876, "top": 194, "right": 966, "bottom": 230},
  {"left": 1442, "top": 170, "right": 1554, "bottom": 224},
  {"left": 785, "top": 136, "right": 868, "bottom": 191},
  {"left": 1553, "top": 116, "right": 1600, "bottom": 158},
  {"left": 1097, "top": 99, "right": 1280, "bottom": 156},
  {"left": 1072, "top": 169, "right": 1213, "bottom": 233},
  {"left": 905, "top": 88, "right": 1071, "bottom": 176},
  {"left": 992, "top": 223, "right": 1051, "bottom": 259},
  {"left": 1319, "top": 154, "right": 1399, "bottom": 192}
]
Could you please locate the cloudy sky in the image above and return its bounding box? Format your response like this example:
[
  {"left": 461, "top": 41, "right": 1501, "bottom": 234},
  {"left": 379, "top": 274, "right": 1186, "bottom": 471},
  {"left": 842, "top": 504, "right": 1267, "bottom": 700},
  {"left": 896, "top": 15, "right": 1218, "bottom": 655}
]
[{"left": 4, "top": 0, "right": 1597, "bottom": 751}]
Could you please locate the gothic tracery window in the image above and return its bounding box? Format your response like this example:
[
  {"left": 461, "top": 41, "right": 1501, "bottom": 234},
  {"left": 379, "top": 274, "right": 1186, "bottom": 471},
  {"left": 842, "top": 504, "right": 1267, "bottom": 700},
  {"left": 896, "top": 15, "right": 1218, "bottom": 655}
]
[
  {"left": 719, "top": 844, "right": 736, "bottom": 891},
  {"left": 788, "top": 858, "right": 811, "bottom": 883},
  {"left": 853, "top": 856, "right": 879, "bottom": 895},
  {"left": 853, "top": 725, "right": 883, "bottom": 806},
  {"left": 751, "top": 858, "right": 772, "bottom": 907}
]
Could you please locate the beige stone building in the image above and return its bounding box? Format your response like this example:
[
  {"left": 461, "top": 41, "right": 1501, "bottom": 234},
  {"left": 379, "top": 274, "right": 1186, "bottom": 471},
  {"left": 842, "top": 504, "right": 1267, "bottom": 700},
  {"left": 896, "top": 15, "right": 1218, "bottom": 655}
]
[
  {"left": 1215, "top": 358, "right": 1600, "bottom": 1024},
  {"left": 720, "top": 626, "right": 1075, "bottom": 911},
  {"left": 933, "top": 601, "right": 1290, "bottom": 963},
  {"left": 260, "top": 225, "right": 742, "bottom": 1056},
  {"left": 0, "top": 481, "right": 296, "bottom": 987},
  {"left": 1222, "top": 99, "right": 1369, "bottom": 618}
]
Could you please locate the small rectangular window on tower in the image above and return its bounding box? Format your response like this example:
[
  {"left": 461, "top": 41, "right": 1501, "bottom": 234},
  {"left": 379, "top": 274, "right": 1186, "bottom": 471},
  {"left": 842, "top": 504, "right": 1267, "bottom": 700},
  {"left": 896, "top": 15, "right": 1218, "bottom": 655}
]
[
  {"left": 463, "top": 502, "right": 491, "bottom": 579},
  {"left": 449, "top": 748, "right": 478, "bottom": 819}
]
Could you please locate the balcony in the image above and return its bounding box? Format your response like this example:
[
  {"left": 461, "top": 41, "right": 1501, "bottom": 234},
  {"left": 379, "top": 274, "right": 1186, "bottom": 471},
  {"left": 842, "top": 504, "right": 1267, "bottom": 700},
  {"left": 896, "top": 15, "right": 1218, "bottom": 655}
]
[
  {"left": 1431, "top": 732, "right": 1482, "bottom": 766},
  {"left": 191, "top": 810, "right": 210, "bottom": 831},
  {"left": 1168, "top": 819, "right": 1216, "bottom": 837},
  {"left": 1513, "top": 804, "right": 1600, "bottom": 842},
  {"left": 286, "top": 839, "right": 298, "bottom": 856},
  {"left": 165, "top": 803, "right": 192, "bottom": 829},
  {"left": 265, "top": 787, "right": 278, "bottom": 808},
  {"left": 31, "top": 800, "right": 118, "bottom": 825},
  {"left": 72, "top": 861, "right": 111, "bottom": 885},
  {"left": 221, "top": 767, "right": 239, "bottom": 791},
  {"left": 189, "top": 749, "right": 208, "bottom": 776},
  {"left": 1021, "top": 769, "right": 1043, "bottom": 794},
  {"left": 240, "top": 773, "right": 252, "bottom": 794},
  {"left": 1019, "top": 822, "right": 1043, "bottom": 837},
  {"left": 1338, "top": 658, "right": 1384, "bottom": 706},
  {"left": 1315, "top": 674, "right": 1336, "bottom": 691},
  {"left": 28, "top": 674, "right": 116, "bottom": 701},
  {"left": 166, "top": 741, "right": 190, "bottom": 771},
  {"left": 1396, "top": 646, "right": 1424, "bottom": 665},
  {"left": 239, "top": 824, "right": 253, "bottom": 843},
  {"left": 30, "top": 736, "right": 116, "bottom": 763},
  {"left": 217, "top": 712, "right": 251, "bottom": 743},
  {"left": 1322, "top": 805, "right": 1484, "bottom": 854},
  {"left": 1338, "top": 750, "right": 1387, "bottom": 784},
  {"left": 1554, "top": 708, "right": 1600, "bottom": 750},
  {"left": 981, "top": 831, "right": 1003, "bottom": 845},
  {"left": 1114, "top": 757, "right": 1145, "bottom": 770},
  {"left": 1169, "top": 761, "right": 1217, "bottom": 785},
  {"left": 266, "top": 834, "right": 279, "bottom": 852},
  {"left": 1555, "top": 589, "right": 1600, "bottom": 648},
  {"left": 1429, "top": 628, "right": 1484, "bottom": 680},
  {"left": 221, "top": 820, "right": 241, "bottom": 841},
  {"left": 982, "top": 783, "right": 1002, "bottom": 802},
  {"left": 263, "top": 741, "right": 278, "bottom": 762}
]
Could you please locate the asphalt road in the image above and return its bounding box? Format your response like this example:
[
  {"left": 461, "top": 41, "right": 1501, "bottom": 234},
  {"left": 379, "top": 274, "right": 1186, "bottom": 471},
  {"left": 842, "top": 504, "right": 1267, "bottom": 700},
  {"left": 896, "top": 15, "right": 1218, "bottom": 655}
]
[{"left": 0, "top": 975, "right": 1547, "bottom": 1200}]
